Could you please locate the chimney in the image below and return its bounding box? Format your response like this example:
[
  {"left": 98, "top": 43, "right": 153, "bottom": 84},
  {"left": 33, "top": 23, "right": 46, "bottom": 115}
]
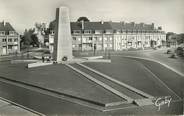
[
  {"left": 151, "top": 23, "right": 154, "bottom": 29},
  {"left": 140, "top": 23, "right": 144, "bottom": 27},
  {"left": 2, "top": 20, "right": 5, "bottom": 26},
  {"left": 100, "top": 20, "right": 104, "bottom": 24},
  {"left": 81, "top": 20, "right": 84, "bottom": 30},
  {"left": 121, "top": 21, "right": 125, "bottom": 25},
  {"left": 158, "top": 26, "right": 162, "bottom": 30},
  {"left": 131, "top": 22, "right": 135, "bottom": 28}
]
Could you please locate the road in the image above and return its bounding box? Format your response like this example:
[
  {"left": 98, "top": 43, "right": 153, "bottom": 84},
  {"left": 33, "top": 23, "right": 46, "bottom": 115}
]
[{"left": 111, "top": 49, "right": 184, "bottom": 76}]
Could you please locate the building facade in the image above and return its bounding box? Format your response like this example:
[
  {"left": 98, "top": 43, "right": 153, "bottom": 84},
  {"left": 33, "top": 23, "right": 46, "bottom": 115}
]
[
  {"left": 48, "top": 21, "right": 166, "bottom": 52},
  {"left": 0, "top": 21, "right": 20, "bottom": 55}
]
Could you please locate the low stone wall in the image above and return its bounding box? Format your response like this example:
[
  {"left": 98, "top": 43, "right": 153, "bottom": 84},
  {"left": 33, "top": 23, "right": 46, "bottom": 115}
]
[
  {"left": 11, "top": 60, "right": 39, "bottom": 64},
  {"left": 83, "top": 56, "right": 103, "bottom": 60},
  {"left": 27, "top": 62, "right": 53, "bottom": 68}
]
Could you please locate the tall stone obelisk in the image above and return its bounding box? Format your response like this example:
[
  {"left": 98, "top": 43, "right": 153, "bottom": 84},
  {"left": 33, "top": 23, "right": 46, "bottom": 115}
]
[{"left": 53, "top": 6, "right": 73, "bottom": 62}]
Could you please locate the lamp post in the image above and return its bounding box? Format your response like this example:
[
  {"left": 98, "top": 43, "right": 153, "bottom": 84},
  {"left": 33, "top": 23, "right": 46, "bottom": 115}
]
[{"left": 93, "top": 44, "right": 96, "bottom": 56}]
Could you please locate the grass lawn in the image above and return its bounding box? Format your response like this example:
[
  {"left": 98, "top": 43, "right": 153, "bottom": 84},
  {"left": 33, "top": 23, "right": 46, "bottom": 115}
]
[{"left": 83, "top": 56, "right": 181, "bottom": 100}]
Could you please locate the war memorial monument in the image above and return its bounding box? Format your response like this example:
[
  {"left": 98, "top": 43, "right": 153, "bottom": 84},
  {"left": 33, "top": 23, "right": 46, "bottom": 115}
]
[{"left": 53, "top": 6, "right": 73, "bottom": 62}]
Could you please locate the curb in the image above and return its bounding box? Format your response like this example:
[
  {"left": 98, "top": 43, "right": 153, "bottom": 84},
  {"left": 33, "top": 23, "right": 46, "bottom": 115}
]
[{"left": 0, "top": 97, "right": 44, "bottom": 116}]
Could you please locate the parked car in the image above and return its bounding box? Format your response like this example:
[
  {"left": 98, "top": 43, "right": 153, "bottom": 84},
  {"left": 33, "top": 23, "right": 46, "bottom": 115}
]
[
  {"left": 170, "top": 53, "right": 177, "bottom": 58},
  {"left": 166, "top": 49, "right": 173, "bottom": 54},
  {"left": 176, "top": 47, "right": 184, "bottom": 56}
]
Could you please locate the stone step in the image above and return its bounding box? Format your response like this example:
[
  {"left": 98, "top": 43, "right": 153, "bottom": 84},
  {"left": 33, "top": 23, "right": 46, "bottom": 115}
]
[
  {"left": 83, "top": 56, "right": 103, "bottom": 60},
  {"left": 27, "top": 62, "right": 53, "bottom": 68},
  {"left": 66, "top": 64, "right": 133, "bottom": 103},
  {"left": 133, "top": 99, "right": 154, "bottom": 106}
]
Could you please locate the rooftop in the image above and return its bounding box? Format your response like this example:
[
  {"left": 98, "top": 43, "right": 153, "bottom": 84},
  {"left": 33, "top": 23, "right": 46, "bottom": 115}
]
[
  {"left": 71, "top": 21, "right": 156, "bottom": 31},
  {"left": 0, "top": 21, "right": 17, "bottom": 34}
]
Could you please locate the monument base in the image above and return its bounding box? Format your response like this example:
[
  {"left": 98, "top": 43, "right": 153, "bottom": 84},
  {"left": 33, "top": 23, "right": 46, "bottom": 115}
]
[
  {"left": 27, "top": 56, "right": 111, "bottom": 68},
  {"left": 57, "top": 55, "right": 111, "bottom": 64},
  {"left": 27, "top": 61, "right": 53, "bottom": 68}
]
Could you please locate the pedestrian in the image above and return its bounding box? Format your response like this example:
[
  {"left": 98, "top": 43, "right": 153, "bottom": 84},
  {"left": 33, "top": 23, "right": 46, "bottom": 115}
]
[
  {"left": 42, "top": 56, "right": 45, "bottom": 63},
  {"left": 49, "top": 56, "right": 51, "bottom": 62}
]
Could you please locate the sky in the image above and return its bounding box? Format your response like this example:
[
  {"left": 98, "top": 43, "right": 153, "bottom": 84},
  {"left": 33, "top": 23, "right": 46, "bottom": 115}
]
[{"left": 0, "top": 0, "right": 184, "bottom": 34}]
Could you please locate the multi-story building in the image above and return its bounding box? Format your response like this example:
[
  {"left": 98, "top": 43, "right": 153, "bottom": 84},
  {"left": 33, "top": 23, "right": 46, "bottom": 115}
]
[
  {"left": 0, "top": 21, "right": 20, "bottom": 55},
  {"left": 48, "top": 21, "right": 166, "bottom": 52}
]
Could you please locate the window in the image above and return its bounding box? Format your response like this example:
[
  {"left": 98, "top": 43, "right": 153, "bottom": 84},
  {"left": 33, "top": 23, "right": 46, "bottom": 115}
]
[
  {"left": 13, "top": 46, "right": 18, "bottom": 50},
  {"left": 84, "top": 30, "right": 91, "bottom": 34},
  {"left": 73, "top": 37, "right": 76, "bottom": 40},
  {"left": 94, "top": 37, "right": 97, "bottom": 41},
  {"left": 9, "top": 31, "right": 15, "bottom": 35},
  {"left": 0, "top": 31, "right": 5, "bottom": 35},
  {"left": 51, "top": 30, "right": 54, "bottom": 35},
  {"left": 72, "top": 45, "right": 76, "bottom": 48},
  {"left": 128, "top": 42, "right": 132, "bottom": 46},
  {"left": 8, "top": 45, "right": 12, "bottom": 49},
  {"left": 109, "top": 44, "right": 112, "bottom": 47},
  {"left": 99, "top": 37, "right": 102, "bottom": 41},
  {"left": 105, "top": 30, "right": 112, "bottom": 34},
  {"left": 73, "top": 30, "right": 81, "bottom": 34},
  {"left": 2, "top": 38, "right": 6, "bottom": 42},
  {"left": 95, "top": 30, "right": 102, "bottom": 34},
  {"left": 89, "top": 37, "right": 92, "bottom": 40},
  {"left": 8, "top": 39, "right": 12, "bottom": 42},
  {"left": 83, "top": 38, "right": 86, "bottom": 43},
  {"left": 14, "top": 38, "right": 18, "bottom": 42},
  {"left": 116, "top": 30, "right": 121, "bottom": 34},
  {"left": 78, "top": 38, "right": 81, "bottom": 41},
  {"left": 104, "top": 44, "right": 107, "bottom": 48},
  {"left": 104, "top": 37, "right": 107, "bottom": 41},
  {"left": 145, "top": 36, "right": 150, "bottom": 40}
]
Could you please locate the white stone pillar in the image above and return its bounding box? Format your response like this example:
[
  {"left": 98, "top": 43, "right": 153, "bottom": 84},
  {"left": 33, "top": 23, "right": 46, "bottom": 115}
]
[{"left": 53, "top": 6, "right": 73, "bottom": 62}]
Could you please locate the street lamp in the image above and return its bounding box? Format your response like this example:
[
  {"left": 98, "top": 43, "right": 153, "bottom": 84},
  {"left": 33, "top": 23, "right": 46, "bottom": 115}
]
[{"left": 93, "top": 44, "right": 96, "bottom": 56}]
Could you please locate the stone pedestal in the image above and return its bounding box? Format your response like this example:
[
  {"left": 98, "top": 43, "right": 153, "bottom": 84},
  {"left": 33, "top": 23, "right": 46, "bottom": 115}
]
[{"left": 53, "top": 6, "right": 73, "bottom": 62}]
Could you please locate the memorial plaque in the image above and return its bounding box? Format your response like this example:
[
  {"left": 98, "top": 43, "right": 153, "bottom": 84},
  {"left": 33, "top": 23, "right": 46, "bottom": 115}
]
[{"left": 53, "top": 6, "right": 73, "bottom": 62}]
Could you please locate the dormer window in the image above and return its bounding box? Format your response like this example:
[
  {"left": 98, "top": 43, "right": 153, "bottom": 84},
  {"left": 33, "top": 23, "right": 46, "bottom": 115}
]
[
  {"left": 115, "top": 30, "right": 121, "bottom": 34},
  {"left": 0, "top": 31, "right": 5, "bottom": 35},
  {"left": 9, "top": 31, "right": 15, "bottom": 35},
  {"left": 133, "top": 30, "right": 137, "bottom": 33},
  {"left": 122, "top": 30, "right": 126, "bottom": 33},
  {"left": 73, "top": 30, "right": 81, "bottom": 34},
  {"left": 84, "top": 30, "right": 91, "bottom": 34},
  {"left": 95, "top": 30, "right": 103, "bottom": 34},
  {"left": 105, "top": 30, "right": 113, "bottom": 34}
]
